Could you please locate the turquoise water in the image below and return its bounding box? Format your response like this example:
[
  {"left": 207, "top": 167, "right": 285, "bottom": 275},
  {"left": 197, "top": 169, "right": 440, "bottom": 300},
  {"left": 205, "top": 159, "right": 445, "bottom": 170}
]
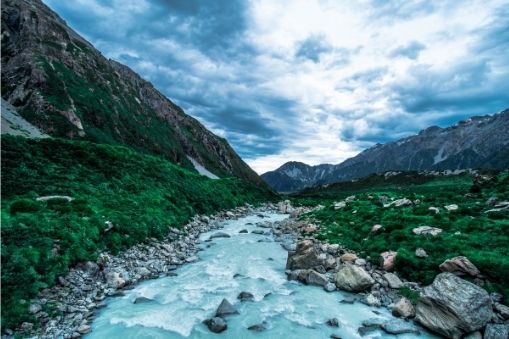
[{"left": 88, "top": 213, "right": 436, "bottom": 338}]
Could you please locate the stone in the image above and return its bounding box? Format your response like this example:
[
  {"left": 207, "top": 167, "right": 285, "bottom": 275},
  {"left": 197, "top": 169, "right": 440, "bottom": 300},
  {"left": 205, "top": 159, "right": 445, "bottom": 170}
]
[
  {"left": 354, "top": 258, "right": 366, "bottom": 266},
  {"left": 494, "top": 303, "right": 509, "bottom": 319},
  {"left": 415, "top": 248, "right": 428, "bottom": 258},
  {"left": 464, "top": 331, "right": 482, "bottom": 339},
  {"left": 330, "top": 334, "right": 342, "bottom": 339},
  {"left": 381, "top": 319, "right": 420, "bottom": 335},
  {"left": 303, "top": 224, "right": 317, "bottom": 233},
  {"left": 379, "top": 251, "right": 397, "bottom": 271},
  {"left": 286, "top": 242, "right": 322, "bottom": 270},
  {"left": 209, "top": 232, "right": 231, "bottom": 239},
  {"left": 77, "top": 325, "right": 91, "bottom": 334},
  {"left": 334, "top": 264, "right": 375, "bottom": 292},
  {"left": 415, "top": 273, "right": 493, "bottom": 338},
  {"left": 383, "top": 272, "right": 403, "bottom": 289},
  {"left": 247, "top": 322, "right": 267, "bottom": 332},
  {"left": 340, "top": 253, "right": 358, "bottom": 263},
  {"left": 444, "top": 204, "right": 459, "bottom": 211},
  {"left": 237, "top": 292, "right": 254, "bottom": 302},
  {"left": 363, "top": 293, "right": 381, "bottom": 307},
  {"left": 306, "top": 270, "right": 328, "bottom": 286},
  {"left": 439, "top": 256, "right": 480, "bottom": 277},
  {"left": 412, "top": 226, "right": 443, "bottom": 236},
  {"left": 392, "top": 297, "right": 415, "bottom": 318},
  {"left": 29, "top": 303, "right": 42, "bottom": 314},
  {"left": 239, "top": 229, "right": 248, "bottom": 233},
  {"left": 340, "top": 297, "right": 356, "bottom": 304},
  {"left": 105, "top": 271, "right": 126, "bottom": 289},
  {"left": 215, "top": 299, "right": 239, "bottom": 317},
  {"left": 483, "top": 323, "right": 509, "bottom": 339},
  {"left": 203, "top": 317, "right": 227, "bottom": 333},
  {"left": 324, "top": 282, "right": 336, "bottom": 292},
  {"left": 334, "top": 201, "right": 346, "bottom": 209},
  {"left": 371, "top": 224, "right": 383, "bottom": 233},
  {"left": 428, "top": 207, "right": 440, "bottom": 214},
  {"left": 326, "top": 318, "right": 339, "bottom": 327},
  {"left": 251, "top": 229, "right": 264, "bottom": 235},
  {"left": 384, "top": 198, "right": 412, "bottom": 208},
  {"left": 133, "top": 297, "right": 153, "bottom": 304}
]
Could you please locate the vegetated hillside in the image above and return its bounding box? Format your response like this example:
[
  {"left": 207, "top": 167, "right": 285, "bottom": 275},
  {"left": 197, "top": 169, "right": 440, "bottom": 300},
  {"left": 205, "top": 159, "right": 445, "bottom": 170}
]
[
  {"left": 0, "top": 0, "right": 266, "bottom": 187},
  {"left": 0, "top": 135, "right": 276, "bottom": 330},
  {"left": 294, "top": 171, "right": 509, "bottom": 301},
  {"left": 262, "top": 109, "right": 509, "bottom": 192}
]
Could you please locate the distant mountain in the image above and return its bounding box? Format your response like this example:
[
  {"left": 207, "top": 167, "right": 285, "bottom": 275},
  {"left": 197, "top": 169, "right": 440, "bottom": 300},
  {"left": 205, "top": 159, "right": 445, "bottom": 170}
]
[
  {"left": 262, "top": 109, "right": 509, "bottom": 192},
  {"left": 1, "top": 0, "right": 266, "bottom": 187}
]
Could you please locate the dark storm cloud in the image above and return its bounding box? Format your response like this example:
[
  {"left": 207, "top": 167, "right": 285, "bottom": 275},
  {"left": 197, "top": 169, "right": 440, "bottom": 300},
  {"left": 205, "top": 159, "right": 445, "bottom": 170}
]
[{"left": 389, "top": 41, "right": 426, "bottom": 59}]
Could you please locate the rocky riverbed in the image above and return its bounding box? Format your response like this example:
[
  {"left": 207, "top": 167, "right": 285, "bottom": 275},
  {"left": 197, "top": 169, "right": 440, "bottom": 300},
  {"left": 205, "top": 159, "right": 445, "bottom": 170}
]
[{"left": 5, "top": 201, "right": 509, "bottom": 338}]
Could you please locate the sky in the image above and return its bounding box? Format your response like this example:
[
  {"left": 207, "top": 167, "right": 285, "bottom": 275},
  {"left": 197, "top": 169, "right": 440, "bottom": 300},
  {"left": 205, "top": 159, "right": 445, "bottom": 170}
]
[{"left": 44, "top": 0, "right": 509, "bottom": 174}]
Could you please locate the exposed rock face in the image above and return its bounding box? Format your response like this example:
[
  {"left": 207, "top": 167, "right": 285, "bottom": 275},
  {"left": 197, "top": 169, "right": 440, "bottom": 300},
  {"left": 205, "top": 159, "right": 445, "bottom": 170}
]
[
  {"left": 334, "top": 264, "right": 375, "bottom": 292},
  {"left": 1, "top": 0, "right": 267, "bottom": 187},
  {"left": 261, "top": 110, "right": 509, "bottom": 192},
  {"left": 415, "top": 273, "right": 493, "bottom": 338},
  {"left": 439, "top": 256, "right": 480, "bottom": 277}
]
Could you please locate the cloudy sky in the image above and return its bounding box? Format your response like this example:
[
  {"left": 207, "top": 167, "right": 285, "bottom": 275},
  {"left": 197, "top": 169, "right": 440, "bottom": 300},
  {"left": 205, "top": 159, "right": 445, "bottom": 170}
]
[{"left": 44, "top": 0, "right": 509, "bottom": 173}]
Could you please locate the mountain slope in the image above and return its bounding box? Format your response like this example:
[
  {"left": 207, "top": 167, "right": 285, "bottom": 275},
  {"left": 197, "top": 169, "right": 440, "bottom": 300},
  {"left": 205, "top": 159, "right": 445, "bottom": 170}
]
[
  {"left": 1, "top": 0, "right": 265, "bottom": 186},
  {"left": 262, "top": 109, "right": 509, "bottom": 192}
]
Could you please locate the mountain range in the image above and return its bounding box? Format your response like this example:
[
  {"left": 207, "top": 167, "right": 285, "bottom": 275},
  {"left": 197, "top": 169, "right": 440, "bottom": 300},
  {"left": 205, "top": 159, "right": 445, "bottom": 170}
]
[
  {"left": 262, "top": 109, "right": 509, "bottom": 192},
  {"left": 1, "top": 0, "right": 265, "bottom": 187}
]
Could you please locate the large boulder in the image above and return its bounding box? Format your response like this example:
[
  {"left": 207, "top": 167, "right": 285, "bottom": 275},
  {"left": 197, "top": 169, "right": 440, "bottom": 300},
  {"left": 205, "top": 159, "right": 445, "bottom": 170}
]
[
  {"left": 215, "top": 299, "right": 239, "bottom": 318},
  {"left": 483, "top": 323, "right": 509, "bottom": 339},
  {"left": 286, "top": 241, "right": 322, "bottom": 270},
  {"left": 379, "top": 251, "right": 397, "bottom": 271},
  {"left": 392, "top": 297, "right": 415, "bottom": 318},
  {"left": 415, "top": 273, "right": 493, "bottom": 338},
  {"left": 439, "top": 256, "right": 480, "bottom": 277},
  {"left": 383, "top": 273, "right": 403, "bottom": 289},
  {"left": 306, "top": 270, "right": 328, "bottom": 286},
  {"left": 105, "top": 271, "right": 126, "bottom": 289},
  {"left": 334, "top": 264, "right": 374, "bottom": 292},
  {"left": 203, "top": 317, "right": 227, "bottom": 333}
]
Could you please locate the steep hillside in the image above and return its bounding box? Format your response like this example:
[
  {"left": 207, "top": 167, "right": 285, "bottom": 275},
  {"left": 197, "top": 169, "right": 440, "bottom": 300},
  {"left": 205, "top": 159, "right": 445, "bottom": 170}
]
[
  {"left": 262, "top": 109, "right": 509, "bottom": 192},
  {"left": 0, "top": 135, "right": 275, "bottom": 329},
  {"left": 1, "top": 0, "right": 265, "bottom": 186}
]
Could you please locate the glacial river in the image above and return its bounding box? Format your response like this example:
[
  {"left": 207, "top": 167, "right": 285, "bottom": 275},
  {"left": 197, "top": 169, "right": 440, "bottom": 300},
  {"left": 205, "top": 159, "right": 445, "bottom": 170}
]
[{"left": 88, "top": 212, "right": 436, "bottom": 338}]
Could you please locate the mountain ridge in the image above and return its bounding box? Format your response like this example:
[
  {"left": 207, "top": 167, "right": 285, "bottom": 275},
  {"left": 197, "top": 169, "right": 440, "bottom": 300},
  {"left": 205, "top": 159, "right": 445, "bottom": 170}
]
[
  {"left": 1, "top": 0, "right": 267, "bottom": 187},
  {"left": 262, "top": 109, "right": 509, "bottom": 192}
]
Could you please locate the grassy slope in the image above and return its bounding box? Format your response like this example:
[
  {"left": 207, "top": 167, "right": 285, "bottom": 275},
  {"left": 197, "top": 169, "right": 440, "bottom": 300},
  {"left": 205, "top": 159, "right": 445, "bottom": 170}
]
[
  {"left": 0, "top": 135, "right": 276, "bottom": 329},
  {"left": 293, "top": 172, "right": 509, "bottom": 300}
]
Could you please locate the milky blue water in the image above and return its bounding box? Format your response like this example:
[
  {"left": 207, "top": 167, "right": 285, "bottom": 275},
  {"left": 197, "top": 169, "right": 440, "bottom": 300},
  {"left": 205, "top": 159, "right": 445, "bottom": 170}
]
[{"left": 88, "top": 213, "right": 436, "bottom": 338}]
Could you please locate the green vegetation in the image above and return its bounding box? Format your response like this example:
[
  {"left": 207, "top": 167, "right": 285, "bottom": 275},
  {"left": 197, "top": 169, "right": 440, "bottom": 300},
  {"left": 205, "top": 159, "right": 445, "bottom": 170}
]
[
  {"left": 1, "top": 135, "right": 275, "bottom": 330},
  {"left": 295, "top": 172, "right": 509, "bottom": 301}
]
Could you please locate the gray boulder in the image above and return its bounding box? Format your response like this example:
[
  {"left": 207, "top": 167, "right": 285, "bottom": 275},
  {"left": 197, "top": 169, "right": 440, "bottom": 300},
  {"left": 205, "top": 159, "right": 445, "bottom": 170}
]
[
  {"left": 383, "top": 272, "right": 403, "bottom": 289},
  {"left": 415, "top": 273, "right": 493, "bottom": 338},
  {"left": 306, "top": 270, "right": 328, "bottom": 286},
  {"left": 334, "top": 264, "right": 374, "bottom": 292},
  {"left": 483, "top": 324, "right": 509, "bottom": 339},
  {"left": 203, "top": 317, "right": 227, "bottom": 333},
  {"left": 286, "top": 241, "right": 322, "bottom": 270},
  {"left": 209, "top": 232, "right": 230, "bottom": 239},
  {"left": 381, "top": 319, "right": 420, "bottom": 335},
  {"left": 237, "top": 292, "right": 254, "bottom": 302},
  {"left": 215, "top": 299, "right": 239, "bottom": 317}
]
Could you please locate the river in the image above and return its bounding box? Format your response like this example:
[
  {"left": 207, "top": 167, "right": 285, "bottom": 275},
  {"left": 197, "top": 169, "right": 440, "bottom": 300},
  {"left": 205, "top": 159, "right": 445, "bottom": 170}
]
[{"left": 87, "top": 212, "right": 437, "bottom": 338}]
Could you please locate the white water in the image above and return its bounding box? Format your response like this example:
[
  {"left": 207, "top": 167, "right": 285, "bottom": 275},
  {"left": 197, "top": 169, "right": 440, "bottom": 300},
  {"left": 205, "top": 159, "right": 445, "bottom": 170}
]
[{"left": 88, "top": 213, "right": 437, "bottom": 338}]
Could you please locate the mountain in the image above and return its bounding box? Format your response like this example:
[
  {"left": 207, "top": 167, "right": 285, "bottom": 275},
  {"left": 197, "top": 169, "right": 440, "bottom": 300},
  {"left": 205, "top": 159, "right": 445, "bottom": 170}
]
[
  {"left": 1, "top": 0, "right": 265, "bottom": 187},
  {"left": 262, "top": 109, "right": 509, "bottom": 192}
]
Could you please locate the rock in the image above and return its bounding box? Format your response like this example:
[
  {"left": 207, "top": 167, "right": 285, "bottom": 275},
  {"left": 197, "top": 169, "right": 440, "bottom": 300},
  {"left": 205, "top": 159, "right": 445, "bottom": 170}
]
[
  {"left": 340, "top": 253, "right": 358, "bottom": 263},
  {"left": 483, "top": 323, "right": 509, "bottom": 339},
  {"left": 330, "top": 334, "right": 342, "bottom": 339},
  {"left": 287, "top": 269, "right": 309, "bottom": 282},
  {"left": 286, "top": 241, "right": 322, "bottom": 270},
  {"left": 209, "top": 232, "right": 231, "bottom": 239},
  {"left": 415, "top": 273, "right": 493, "bottom": 338},
  {"left": 303, "top": 224, "right": 317, "bottom": 233},
  {"left": 239, "top": 229, "right": 248, "bottom": 233},
  {"left": 439, "top": 256, "right": 480, "bottom": 277},
  {"left": 226, "top": 211, "right": 235, "bottom": 217},
  {"left": 334, "top": 201, "right": 346, "bottom": 209},
  {"left": 203, "top": 317, "right": 227, "bottom": 333},
  {"left": 379, "top": 251, "right": 397, "bottom": 271},
  {"left": 494, "top": 303, "right": 509, "bottom": 319},
  {"left": 371, "top": 224, "right": 383, "bottom": 233},
  {"left": 415, "top": 248, "right": 428, "bottom": 258},
  {"left": 384, "top": 198, "right": 412, "bottom": 208},
  {"left": 105, "top": 271, "right": 126, "bottom": 289},
  {"left": 28, "top": 303, "right": 42, "bottom": 314},
  {"left": 334, "top": 264, "right": 375, "bottom": 292},
  {"left": 381, "top": 319, "right": 420, "bottom": 335},
  {"left": 383, "top": 272, "right": 403, "bottom": 289},
  {"left": 429, "top": 206, "right": 440, "bottom": 214},
  {"left": 248, "top": 322, "right": 267, "bottom": 332},
  {"left": 412, "top": 226, "right": 443, "bottom": 236},
  {"left": 77, "top": 325, "right": 91, "bottom": 334},
  {"left": 324, "top": 282, "right": 336, "bottom": 292},
  {"left": 306, "top": 270, "right": 328, "bottom": 286},
  {"left": 215, "top": 299, "right": 239, "bottom": 317},
  {"left": 444, "top": 204, "right": 459, "bottom": 211},
  {"left": 326, "top": 318, "right": 339, "bottom": 327},
  {"left": 354, "top": 258, "right": 366, "bottom": 266},
  {"left": 392, "top": 297, "right": 415, "bottom": 318},
  {"left": 363, "top": 293, "right": 381, "bottom": 307},
  {"left": 237, "top": 292, "right": 254, "bottom": 302},
  {"left": 327, "top": 244, "right": 340, "bottom": 254},
  {"left": 464, "top": 331, "right": 482, "bottom": 339},
  {"left": 340, "top": 296, "right": 356, "bottom": 304},
  {"left": 251, "top": 229, "right": 264, "bottom": 235},
  {"left": 133, "top": 297, "right": 153, "bottom": 304}
]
